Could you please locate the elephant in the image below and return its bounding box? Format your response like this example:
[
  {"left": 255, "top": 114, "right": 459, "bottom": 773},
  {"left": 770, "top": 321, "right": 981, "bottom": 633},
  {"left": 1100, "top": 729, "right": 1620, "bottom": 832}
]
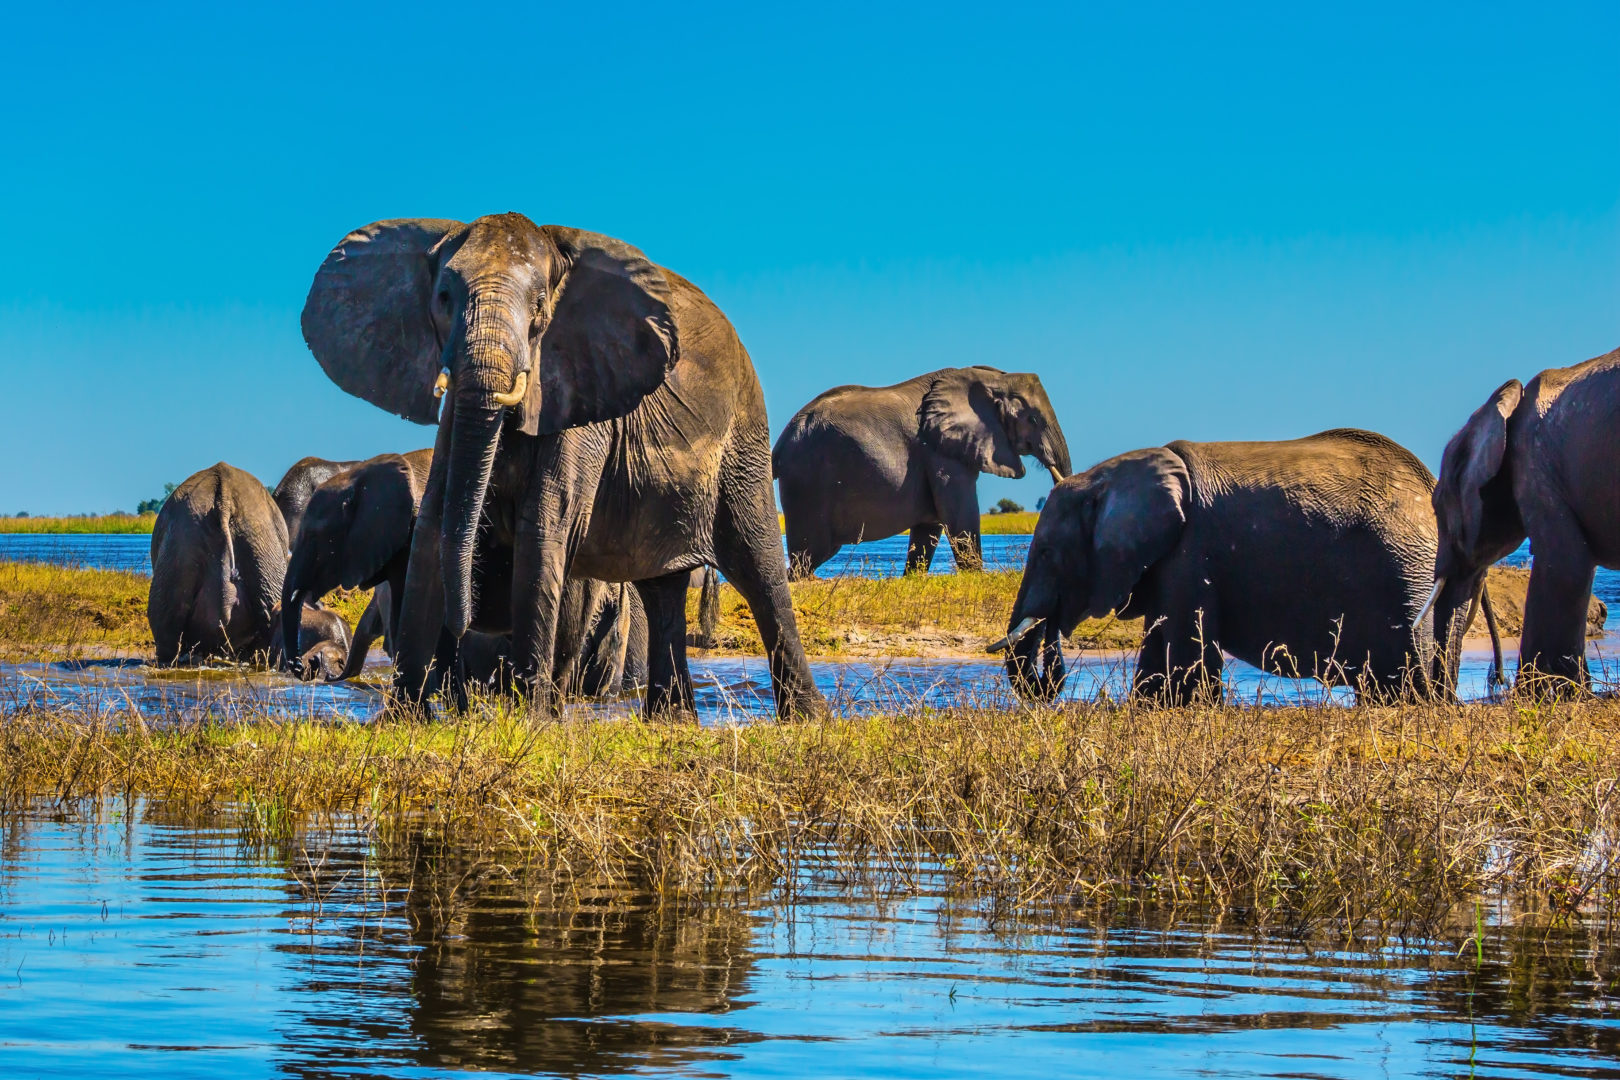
[
  {"left": 268, "top": 602, "right": 353, "bottom": 681},
  {"left": 773, "top": 366, "right": 1071, "bottom": 577},
  {"left": 993, "top": 429, "right": 1483, "bottom": 704},
  {"left": 300, "top": 213, "right": 822, "bottom": 718},
  {"left": 148, "top": 462, "right": 288, "bottom": 664},
  {"left": 272, "top": 455, "right": 360, "bottom": 546},
  {"left": 1426, "top": 346, "right": 1620, "bottom": 693},
  {"left": 279, "top": 449, "right": 434, "bottom": 678},
  {"left": 280, "top": 447, "right": 648, "bottom": 697}
]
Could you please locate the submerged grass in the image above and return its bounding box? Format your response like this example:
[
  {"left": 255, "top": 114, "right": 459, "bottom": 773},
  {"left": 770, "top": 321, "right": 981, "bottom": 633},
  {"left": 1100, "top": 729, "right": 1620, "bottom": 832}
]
[
  {"left": 5, "top": 696, "right": 1620, "bottom": 943},
  {"left": 0, "top": 514, "right": 156, "bottom": 534}
]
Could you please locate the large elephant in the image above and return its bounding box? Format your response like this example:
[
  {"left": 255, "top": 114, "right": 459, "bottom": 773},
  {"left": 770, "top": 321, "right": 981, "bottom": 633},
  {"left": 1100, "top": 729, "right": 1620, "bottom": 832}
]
[
  {"left": 773, "top": 366, "right": 1071, "bottom": 577},
  {"left": 993, "top": 429, "right": 1475, "bottom": 704},
  {"left": 148, "top": 462, "right": 288, "bottom": 664},
  {"left": 303, "top": 217, "right": 801, "bottom": 714},
  {"left": 280, "top": 448, "right": 646, "bottom": 695},
  {"left": 272, "top": 455, "right": 360, "bottom": 546},
  {"left": 1427, "top": 346, "right": 1620, "bottom": 692}
]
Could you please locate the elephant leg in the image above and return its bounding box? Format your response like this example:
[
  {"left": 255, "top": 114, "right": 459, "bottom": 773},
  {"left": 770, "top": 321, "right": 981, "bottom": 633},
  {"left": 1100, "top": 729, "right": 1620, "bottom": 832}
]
[
  {"left": 1519, "top": 552, "right": 1597, "bottom": 695},
  {"left": 636, "top": 571, "right": 695, "bottom": 717},
  {"left": 906, "top": 523, "right": 942, "bottom": 574},
  {"left": 714, "top": 449, "right": 825, "bottom": 720},
  {"left": 928, "top": 461, "right": 983, "bottom": 572},
  {"left": 623, "top": 589, "right": 649, "bottom": 689},
  {"left": 340, "top": 592, "right": 385, "bottom": 681},
  {"left": 552, "top": 577, "right": 606, "bottom": 697},
  {"left": 392, "top": 511, "right": 449, "bottom": 705},
  {"left": 509, "top": 505, "right": 571, "bottom": 712},
  {"left": 1133, "top": 600, "right": 1222, "bottom": 705},
  {"left": 579, "top": 583, "right": 631, "bottom": 696}
]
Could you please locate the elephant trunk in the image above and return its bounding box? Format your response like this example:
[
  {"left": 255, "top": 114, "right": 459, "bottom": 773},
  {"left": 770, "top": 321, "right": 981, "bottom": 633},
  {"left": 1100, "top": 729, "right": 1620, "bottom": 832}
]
[
  {"left": 1428, "top": 570, "right": 1485, "bottom": 697},
  {"left": 999, "top": 571, "right": 1067, "bottom": 701},
  {"left": 441, "top": 309, "right": 526, "bottom": 638},
  {"left": 279, "top": 545, "right": 315, "bottom": 673},
  {"left": 440, "top": 393, "right": 502, "bottom": 639},
  {"left": 1040, "top": 422, "right": 1072, "bottom": 482}
]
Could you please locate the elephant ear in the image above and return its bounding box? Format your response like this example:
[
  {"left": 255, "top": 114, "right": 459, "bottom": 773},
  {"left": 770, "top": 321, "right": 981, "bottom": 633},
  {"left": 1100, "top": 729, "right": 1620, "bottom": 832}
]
[
  {"left": 1088, "top": 448, "right": 1190, "bottom": 616},
  {"left": 516, "top": 226, "right": 680, "bottom": 436},
  {"left": 340, "top": 456, "right": 424, "bottom": 589},
  {"left": 301, "top": 219, "right": 464, "bottom": 425},
  {"left": 1442, "top": 379, "right": 1522, "bottom": 557},
  {"left": 918, "top": 368, "right": 1024, "bottom": 478}
]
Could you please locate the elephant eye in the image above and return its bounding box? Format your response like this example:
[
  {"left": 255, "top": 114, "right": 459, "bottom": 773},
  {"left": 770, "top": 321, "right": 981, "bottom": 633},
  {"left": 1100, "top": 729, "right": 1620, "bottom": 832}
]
[{"left": 436, "top": 289, "right": 451, "bottom": 309}]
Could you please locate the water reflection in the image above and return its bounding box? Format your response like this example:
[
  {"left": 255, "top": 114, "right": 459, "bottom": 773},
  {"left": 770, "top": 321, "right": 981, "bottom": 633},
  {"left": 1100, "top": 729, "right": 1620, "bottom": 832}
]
[{"left": 3, "top": 802, "right": 1620, "bottom": 1078}]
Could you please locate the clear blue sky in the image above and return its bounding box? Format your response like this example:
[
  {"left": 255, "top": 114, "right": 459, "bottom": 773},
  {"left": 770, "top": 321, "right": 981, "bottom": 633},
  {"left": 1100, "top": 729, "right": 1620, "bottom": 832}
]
[{"left": 3, "top": 2, "right": 1615, "bottom": 515}]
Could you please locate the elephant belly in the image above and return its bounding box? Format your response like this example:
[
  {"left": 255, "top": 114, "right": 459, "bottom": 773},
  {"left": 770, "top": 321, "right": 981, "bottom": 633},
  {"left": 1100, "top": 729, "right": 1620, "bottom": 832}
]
[{"left": 1210, "top": 532, "right": 1425, "bottom": 681}]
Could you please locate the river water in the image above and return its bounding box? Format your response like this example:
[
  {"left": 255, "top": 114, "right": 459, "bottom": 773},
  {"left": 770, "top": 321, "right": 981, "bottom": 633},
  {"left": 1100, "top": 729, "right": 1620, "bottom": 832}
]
[{"left": 1, "top": 800, "right": 1616, "bottom": 1078}]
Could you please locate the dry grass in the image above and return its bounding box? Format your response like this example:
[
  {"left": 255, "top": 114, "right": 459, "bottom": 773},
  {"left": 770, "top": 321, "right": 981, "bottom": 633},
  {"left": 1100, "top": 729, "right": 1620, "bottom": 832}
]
[
  {"left": 691, "top": 570, "right": 1142, "bottom": 656},
  {"left": 4, "top": 696, "right": 1620, "bottom": 941},
  {"left": 0, "top": 561, "right": 152, "bottom": 659},
  {"left": 0, "top": 514, "right": 156, "bottom": 534}
]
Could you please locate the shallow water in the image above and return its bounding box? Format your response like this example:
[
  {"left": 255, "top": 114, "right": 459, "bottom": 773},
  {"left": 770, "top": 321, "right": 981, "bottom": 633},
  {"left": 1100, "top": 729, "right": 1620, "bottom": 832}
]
[
  {"left": 4, "top": 634, "right": 1614, "bottom": 726},
  {"left": 1, "top": 801, "right": 1618, "bottom": 1078}
]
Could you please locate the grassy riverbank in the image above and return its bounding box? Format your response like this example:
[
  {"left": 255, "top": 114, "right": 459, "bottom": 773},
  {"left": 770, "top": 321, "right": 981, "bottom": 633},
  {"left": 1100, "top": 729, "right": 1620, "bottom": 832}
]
[
  {"left": 5, "top": 697, "right": 1619, "bottom": 938},
  {"left": 2, "top": 560, "right": 1597, "bottom": 662},
  {"left": 0, "top": 514, "right": 157, "bottom": 533}
]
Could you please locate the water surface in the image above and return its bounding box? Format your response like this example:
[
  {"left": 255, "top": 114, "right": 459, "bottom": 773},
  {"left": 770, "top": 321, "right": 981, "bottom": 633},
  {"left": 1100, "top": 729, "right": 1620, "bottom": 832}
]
[{"left": 1, "top": 802, "right": 1616, "bottom": 1078}]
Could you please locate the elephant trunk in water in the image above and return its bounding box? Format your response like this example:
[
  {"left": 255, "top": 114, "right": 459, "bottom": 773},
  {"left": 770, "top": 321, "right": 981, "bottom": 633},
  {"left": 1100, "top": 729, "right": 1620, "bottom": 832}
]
[
  {"left": 993, "top": 573, "right": 1067, "bottom": 701},
  {"left": 279, "top": 542, "right": 319, "bottom": 673}
]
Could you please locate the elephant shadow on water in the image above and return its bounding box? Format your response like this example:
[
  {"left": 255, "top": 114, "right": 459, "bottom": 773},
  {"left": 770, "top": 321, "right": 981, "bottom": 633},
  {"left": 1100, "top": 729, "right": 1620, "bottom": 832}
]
[{"left": 299, "top": 213, "right": 823, "bottom": 718}]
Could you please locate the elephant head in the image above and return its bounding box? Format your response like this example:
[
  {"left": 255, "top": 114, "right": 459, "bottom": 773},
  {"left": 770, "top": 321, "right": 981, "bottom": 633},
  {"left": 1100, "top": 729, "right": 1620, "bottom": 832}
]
[
  {"left": 919, "top": 367, "right": 1072, "bottom": 483},
  {"left": 1423, "top": 380, "right": 1527, "bottom": 681},
  {"left": 301, "top": 214, "right": 678, "bottom": 638},
  {"left": 281, "top": 453, "right": 427, "bottom": 670},
  {"left": 992, "top": 448, "right": 1189, "bottom": 699}
]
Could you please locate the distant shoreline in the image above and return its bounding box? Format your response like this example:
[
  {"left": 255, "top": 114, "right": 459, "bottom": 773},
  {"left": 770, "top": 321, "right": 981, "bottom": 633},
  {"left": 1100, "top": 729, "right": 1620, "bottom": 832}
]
[
  {"left": 0, "top": 515, "right": 157, "bottom": 534},
  {"left": 0, "top": 510, "right": 1043, "bottom": 537}
]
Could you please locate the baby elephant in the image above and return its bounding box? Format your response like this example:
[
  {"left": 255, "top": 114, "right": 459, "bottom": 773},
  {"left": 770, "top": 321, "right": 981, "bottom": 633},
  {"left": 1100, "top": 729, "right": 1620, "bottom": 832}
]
[
  {"left": 268, "top": 604, "right": 353, "bottom": 681},
  {"left": 149, "top": 462, "right": 288, "bottom": 665},
  {"left": 994, "top": 429, "right": 1475, "bottom": 704}
]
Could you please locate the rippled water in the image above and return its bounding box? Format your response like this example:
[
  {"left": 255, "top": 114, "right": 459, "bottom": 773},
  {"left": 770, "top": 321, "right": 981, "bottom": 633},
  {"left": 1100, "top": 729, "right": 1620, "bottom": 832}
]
[
  {"left": 1, "top": 801, "right": 1617, "bottom": 1078},
  {"left": 8, "top": 634, "right": 1612, "bottom": 726}
]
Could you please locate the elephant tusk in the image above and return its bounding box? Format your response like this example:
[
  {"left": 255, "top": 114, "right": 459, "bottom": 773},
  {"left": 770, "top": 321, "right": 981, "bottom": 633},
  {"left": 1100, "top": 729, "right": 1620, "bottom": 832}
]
[
  {"left": 987, "top": 616, "right": 1042, "bottom": 653},
  {"left": 492, "top": 369, "right": 528, "bottom": 407},
  {"left": 432, "top": 367, "right": 450, "bottom": 399},
  {"left": 1047, "top": 465, "right": 1065, "bottom": 485},
  {"left": 1415, "top": 576, "right": 1446, "bottom": 629}
]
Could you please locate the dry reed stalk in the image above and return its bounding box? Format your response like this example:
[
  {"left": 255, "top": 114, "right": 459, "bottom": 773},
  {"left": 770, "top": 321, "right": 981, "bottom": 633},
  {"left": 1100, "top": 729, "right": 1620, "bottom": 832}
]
[{"left": 4, "top": 696, "right": 1619, "bottom": 942}]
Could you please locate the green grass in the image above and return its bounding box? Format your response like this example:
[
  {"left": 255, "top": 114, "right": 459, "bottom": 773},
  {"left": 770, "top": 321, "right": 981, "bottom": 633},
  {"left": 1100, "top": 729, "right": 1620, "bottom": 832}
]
[
  {"left": 0, "top": 514, "right": 157, "bottom": 534},
  {"left": 981, "top": 511, "right": 1038, "bottom": 534}
]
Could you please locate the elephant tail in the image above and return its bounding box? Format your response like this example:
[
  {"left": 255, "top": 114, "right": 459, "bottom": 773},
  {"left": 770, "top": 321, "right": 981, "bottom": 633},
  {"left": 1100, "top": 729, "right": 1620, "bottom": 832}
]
[
  {"left": 1480, "top": 582, "right": 1505, "bottom": 690},
  {"left": 214, "top": 501, "right": 241, "bottom": 656}
]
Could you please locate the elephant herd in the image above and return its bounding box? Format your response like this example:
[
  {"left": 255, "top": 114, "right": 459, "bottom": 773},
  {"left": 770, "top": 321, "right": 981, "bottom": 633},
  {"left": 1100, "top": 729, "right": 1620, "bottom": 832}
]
[{"left": 145, "top": 210, "right": 1619, "bottom": 715}]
